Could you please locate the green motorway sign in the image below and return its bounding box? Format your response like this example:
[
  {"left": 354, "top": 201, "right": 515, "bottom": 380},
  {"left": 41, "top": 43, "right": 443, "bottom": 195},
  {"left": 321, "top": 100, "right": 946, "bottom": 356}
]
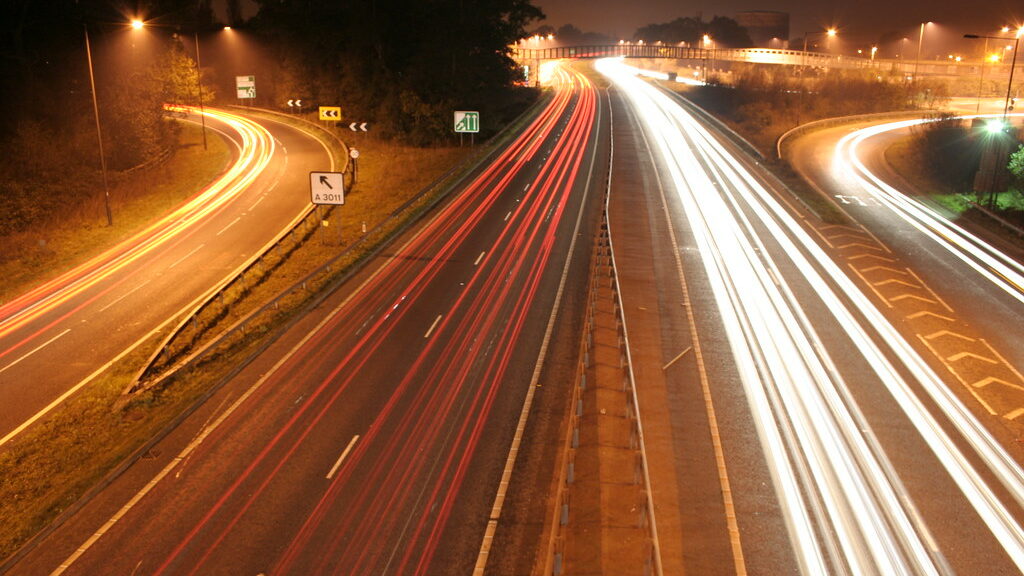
[{"left": 454, "top": 110, "right": 479, "bottom": 133}]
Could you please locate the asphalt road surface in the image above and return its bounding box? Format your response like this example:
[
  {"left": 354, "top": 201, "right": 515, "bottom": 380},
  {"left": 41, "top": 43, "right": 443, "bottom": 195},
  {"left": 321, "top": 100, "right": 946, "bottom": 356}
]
[
  {"left": 601, "top": 58, "right": 1024, "bottom": 574},
  {"left": 7, "top": 62, "right": 604, "bottom": 576}
]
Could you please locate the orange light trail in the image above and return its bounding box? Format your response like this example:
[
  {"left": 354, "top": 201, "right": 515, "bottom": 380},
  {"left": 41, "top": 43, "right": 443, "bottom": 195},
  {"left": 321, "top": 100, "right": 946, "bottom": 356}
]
[
  {"left": 0, "top": 106, "right": 274, "bottom": 359},
  {"left": 140, "top": 63, "right": 598, "bottom": 575}
]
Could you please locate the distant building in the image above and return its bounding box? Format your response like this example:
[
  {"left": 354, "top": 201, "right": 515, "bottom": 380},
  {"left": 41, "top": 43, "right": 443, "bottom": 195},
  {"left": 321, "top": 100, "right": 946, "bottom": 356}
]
[{"left": 736, "top": 11, "right": 790, "bottom": 49}]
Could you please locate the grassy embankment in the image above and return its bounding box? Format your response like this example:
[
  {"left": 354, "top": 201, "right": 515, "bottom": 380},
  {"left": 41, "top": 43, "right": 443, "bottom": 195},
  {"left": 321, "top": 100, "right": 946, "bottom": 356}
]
[
  {"left": 885, "top": 134, "right": 1024, "bottom": 244},
  {"left": 0, "top": 111, "right": 497, "bottom": 562},
  {"left": 0, "top": 124, "right": 230, "bottom": 304}
]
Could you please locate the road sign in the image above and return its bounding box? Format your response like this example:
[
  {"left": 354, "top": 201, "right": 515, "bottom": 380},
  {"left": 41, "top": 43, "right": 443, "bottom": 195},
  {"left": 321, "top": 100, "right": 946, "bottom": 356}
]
[
  {"left": 236, "top": 75, "right": 256, "bottom": 99},
  {"left": 348, "top": 122, "right": 369, "bottom": 132},
  {"left": 319, "top": 106, "right": 342, "bottom": 121},
  {"left": 287, "top": 99, "right": 303, "bottom": 107},
  {"left": 454, "top": 111, "right": 479, "bottom": 133},
  {"left": 349, "top": 148, "right": 360, "bottom": 159},
  {"left": 309, "top": 171, "right": 345, "bottom": 205}
]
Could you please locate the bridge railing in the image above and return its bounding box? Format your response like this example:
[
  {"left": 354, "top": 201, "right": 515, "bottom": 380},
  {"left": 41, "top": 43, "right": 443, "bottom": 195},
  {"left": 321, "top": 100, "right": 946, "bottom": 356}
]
[{"left": 513, "top": 44, "right": 874, "bottom": 70}]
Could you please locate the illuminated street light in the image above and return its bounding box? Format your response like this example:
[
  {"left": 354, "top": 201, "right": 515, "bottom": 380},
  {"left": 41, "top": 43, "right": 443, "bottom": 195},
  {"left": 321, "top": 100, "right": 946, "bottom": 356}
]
[
  {"left": 131, "top": 19, "right": 144, "bottom": 30},
  {"left": 801, "top": 27, "right": 838, "bottom": 73},
  {"left": 797, "top": 28, "right": 839, "bottom": 125},
  {"left": 965, "top": 30, "right": 1021, "bottom": 121}
]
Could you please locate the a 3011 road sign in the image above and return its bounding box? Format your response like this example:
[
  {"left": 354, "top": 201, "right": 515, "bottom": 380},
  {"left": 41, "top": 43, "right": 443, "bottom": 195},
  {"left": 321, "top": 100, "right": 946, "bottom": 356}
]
[
  {"left": 309, "top": 171, "right": 344, "bottom": 205},
  {"left": 454, "top": 110, "right": 479, "bottom": 133}
]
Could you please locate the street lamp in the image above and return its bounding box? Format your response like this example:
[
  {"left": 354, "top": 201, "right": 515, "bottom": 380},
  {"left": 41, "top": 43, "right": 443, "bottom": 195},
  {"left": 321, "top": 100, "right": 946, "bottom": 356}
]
[
  {"left": 83, "top": 24, "right": 113, "bottom": 226},
  {"left": 802, "top": 28, "right": 837, "bottom": 69},
  {"left": 797, "top": 29, "right": 838, "bottom": 125},
  {"left": 964, "top": 30, "right": 1021, "bottom": 122},
  {"left": 192, "top": 30, "right": 209, "bottom": 150},
  {"left": 913, "top": 22, "right": 931, "bottom": 84},
  {"left": 701, "top": 34, "right": 713, "bottom": 83}
]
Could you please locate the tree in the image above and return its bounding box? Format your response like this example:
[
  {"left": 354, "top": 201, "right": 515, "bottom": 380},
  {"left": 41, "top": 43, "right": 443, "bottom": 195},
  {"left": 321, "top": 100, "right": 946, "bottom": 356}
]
[
  {"left": 706, "top": 16, "right": 752, "bottom": 48},
  {"left": 633, "top": 15, "right": 751, "bottom": 48},
  {"left": 1009, "top": 144, "right": 1024, "bottom": 189},
  {"left": 249, "top": 0, "right": 544, "bottom": 142},
  {"left": 634, "top": 17, "right": 702, "bottom": 45}
]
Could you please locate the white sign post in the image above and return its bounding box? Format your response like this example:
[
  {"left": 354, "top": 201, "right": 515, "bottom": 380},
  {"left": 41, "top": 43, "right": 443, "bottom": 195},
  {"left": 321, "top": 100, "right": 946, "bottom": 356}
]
[{"left": 236, "top": 75, "right": 256, "bottom": 100}]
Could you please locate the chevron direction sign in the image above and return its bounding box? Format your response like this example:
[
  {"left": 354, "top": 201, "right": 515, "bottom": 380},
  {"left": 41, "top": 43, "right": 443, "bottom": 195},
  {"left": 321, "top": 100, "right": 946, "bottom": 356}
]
[
  {"left": 319, "top": 106, "right": 342, "bottom": 121},
  {"left": 348, "top": 122, "right": 369, "bottom": 132}
]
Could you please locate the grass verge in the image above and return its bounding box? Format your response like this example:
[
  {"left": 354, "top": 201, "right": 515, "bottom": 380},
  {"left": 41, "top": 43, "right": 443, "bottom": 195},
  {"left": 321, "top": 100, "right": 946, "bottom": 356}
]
[
  {"left": 0, "top": 123, "right": 231, "bottom": 304},
  {"left": 886, "top": 133, "right": 1024, "bottom": 245}
]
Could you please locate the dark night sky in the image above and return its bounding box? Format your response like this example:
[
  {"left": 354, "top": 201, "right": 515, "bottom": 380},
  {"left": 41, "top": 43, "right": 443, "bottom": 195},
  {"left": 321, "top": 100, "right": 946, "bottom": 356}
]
[{"left": 534, "top": 0, "right": 1023, "bottom": 48}]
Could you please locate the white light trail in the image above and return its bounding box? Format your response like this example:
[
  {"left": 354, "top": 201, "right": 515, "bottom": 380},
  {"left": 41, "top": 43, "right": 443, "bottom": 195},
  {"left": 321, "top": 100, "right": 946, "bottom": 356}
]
[
  {"left": 836, "top": 114, "right": 1024, "bottom": 304},
  {"left": 599, "top": 58, "right": 1024, "bottom": 574}
]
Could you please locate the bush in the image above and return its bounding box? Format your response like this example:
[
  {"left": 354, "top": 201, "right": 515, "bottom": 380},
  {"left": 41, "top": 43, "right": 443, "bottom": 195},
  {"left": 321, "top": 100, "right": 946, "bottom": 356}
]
[{"left": 911, "top": 114, "right": 980, "bottom": 193}]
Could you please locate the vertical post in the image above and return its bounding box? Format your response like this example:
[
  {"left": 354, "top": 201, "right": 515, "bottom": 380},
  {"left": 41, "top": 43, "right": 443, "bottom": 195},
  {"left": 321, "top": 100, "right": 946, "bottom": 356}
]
[
  {"left": 84, "top": 24, "right": 113, "bottom": 227},
  {"left": 977, "top": 37, "right": 990, "bottom": 114},
  {"left": 1003, "top": 37, "right": 1020, "bottom": 121},
  {"left": 913, "top": 22, "right": 925, "bottom": 84},
  {"left": 194, "top": 31, "right": 208, "bottom": 150}
]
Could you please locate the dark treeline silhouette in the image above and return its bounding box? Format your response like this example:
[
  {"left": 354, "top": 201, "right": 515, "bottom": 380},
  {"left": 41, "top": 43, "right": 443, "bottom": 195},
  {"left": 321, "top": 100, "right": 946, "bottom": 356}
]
[
  {"left": 247, "top": 0, "right": 543, "bottom": 143},
  {"left": 0, "top": 0, "right": 543, "bottom": 234},
  {"left": 634, "top": 16, "right": 752, "bottom": 48},
  {"left": 530, "top": 24, "right": 614, "bottom": 45},
  {"left": 0, "top": 0, "right": 220, "bottom": 234}
]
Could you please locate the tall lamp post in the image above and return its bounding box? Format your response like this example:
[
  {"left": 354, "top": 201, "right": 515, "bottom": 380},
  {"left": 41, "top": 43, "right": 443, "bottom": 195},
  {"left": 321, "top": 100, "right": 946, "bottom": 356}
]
[
  {"left": 964, "top": 30, "right": 1021, "bottom": 122},
  {"left": 83, "top": 24, "right": 113, "bottom": 227},
  {"left": 797, "top": 28, "right": 837, "bottom": 125},
  {"left": 913, "top": 22, "right": 930, "bottom": 84},
  {"left": 975, "top": 37, "right": 991, "bottom": 114},
  {"left": 192, "top": 30, "right": 209, "bottom": 150},
  {"left": 802, "top": 28, "right": 837, "bottom": 70},
  {"left": 964, "top": 28, "right": 1021, "bottom": 207}
]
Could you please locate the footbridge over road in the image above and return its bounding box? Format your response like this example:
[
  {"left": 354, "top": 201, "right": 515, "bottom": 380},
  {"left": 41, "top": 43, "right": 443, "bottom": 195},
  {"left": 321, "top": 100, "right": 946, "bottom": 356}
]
[
  {"left": 513, "top": 44, "right": 1006, "bottom": 83},
  {"left": 514, "top": 44, "right": 868, "bottom": 68}
]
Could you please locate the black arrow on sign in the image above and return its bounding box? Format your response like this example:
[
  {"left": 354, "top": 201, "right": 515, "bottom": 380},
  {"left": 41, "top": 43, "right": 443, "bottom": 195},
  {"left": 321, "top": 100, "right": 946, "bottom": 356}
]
[{"left": 319, "top": 175, "right": 332, "bottom": 189}]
